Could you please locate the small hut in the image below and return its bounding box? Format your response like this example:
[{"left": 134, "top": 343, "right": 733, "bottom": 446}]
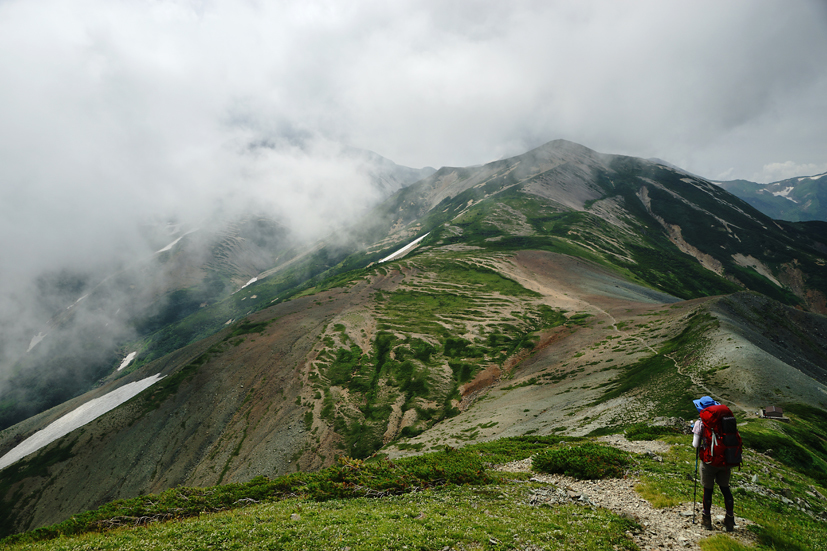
[
  {"left": 764, "top": 406, "right": 784, "bottom": 418},
  {"left": 761, "top": 405, "right": 790, "bottom": 422}
]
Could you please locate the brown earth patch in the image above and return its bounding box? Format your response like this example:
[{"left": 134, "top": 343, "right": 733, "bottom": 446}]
[{"left": 460, "top": 364, "right": 502, "bottom": 398}]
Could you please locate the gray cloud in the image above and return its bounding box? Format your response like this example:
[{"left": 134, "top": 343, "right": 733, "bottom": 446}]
[{"left": 1, "top": 0, "right": 826, "bottom": 383}]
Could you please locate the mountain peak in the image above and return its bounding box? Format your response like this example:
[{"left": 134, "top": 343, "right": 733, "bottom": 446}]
[{"left": 524, "top": 139, "right": 600, "bottom": 159}]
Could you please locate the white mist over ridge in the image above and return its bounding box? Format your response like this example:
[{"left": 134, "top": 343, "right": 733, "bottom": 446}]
[
  {"left": 0, "top": 374, "right": 165, "bottom": 471},
  {"left": 0, "top": 136, "right": 419, "bottom": 403}
]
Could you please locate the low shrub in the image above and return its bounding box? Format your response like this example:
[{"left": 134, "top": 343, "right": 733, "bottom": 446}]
[
  {"left": 699, "top": 533, "right": 754, "bottom": 551},
  {"left": 532, "top": 443, "right": 631, "bottom": 479},
  {"left": 465, "top": 435, "right": 577, "bottom": 465}
]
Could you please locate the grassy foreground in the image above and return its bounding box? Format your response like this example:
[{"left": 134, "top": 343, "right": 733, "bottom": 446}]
[
  {"left": 3, "top": 426, "right": 827, "bottom": 551},
  {"left": 4, "top": 488, "right": 637, "bottom": 551}
]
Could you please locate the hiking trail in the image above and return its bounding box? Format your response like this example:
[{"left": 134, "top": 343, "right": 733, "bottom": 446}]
[{"left": 496, "top": 435, "right": 757, "bottom": 550}]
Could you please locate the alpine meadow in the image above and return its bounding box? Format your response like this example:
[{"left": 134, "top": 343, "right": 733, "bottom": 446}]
[{"left": 1, "top": 140, "right": 826, "bottom": 551}]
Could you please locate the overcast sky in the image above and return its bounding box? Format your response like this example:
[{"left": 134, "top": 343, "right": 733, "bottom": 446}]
[{"left": 1, "top": 0, "right": 826, "bottom": 281}]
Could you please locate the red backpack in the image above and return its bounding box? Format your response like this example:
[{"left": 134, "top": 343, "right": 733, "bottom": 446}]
[{"left": 698, "top": 404, "right": 742, "bottom": 468}]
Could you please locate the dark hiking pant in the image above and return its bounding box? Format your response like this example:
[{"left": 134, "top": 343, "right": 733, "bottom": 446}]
[{"left": 700, "top": 462, "right": 734, "bottom": 516}]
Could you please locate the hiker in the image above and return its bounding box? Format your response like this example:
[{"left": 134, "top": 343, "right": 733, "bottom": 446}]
[{"left": 692, "top": 396, "right": 741, "bottom": 532}]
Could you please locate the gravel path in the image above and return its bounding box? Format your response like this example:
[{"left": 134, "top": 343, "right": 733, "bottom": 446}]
[{"left": 496, "top": 437, "right": 758, "bottom": 550}]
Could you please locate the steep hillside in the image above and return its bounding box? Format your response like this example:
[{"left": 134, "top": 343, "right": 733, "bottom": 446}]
[{"left": 1, "top": 140, "right": 826, "bottom": 538}]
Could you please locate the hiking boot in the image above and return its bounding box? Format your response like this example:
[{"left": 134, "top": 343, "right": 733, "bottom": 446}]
[
  {"left": 724, "top": 514, "right": 735, "bottom": 532},
  {"left": 701, "top": 514, "right": 712, "bottom": 530}
]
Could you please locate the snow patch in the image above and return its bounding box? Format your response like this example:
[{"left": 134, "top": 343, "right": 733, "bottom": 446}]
[
  {"left": 0, "top": 374, "right": 165, "bottom": 471},
  {"left": 117, "top": 351, "right": 137, "bottom": 371},
  {"left": 379, "top": 233, "right": 430, "bottom": 263},
  {"left": 67, "top": 294, "right": 89, "bottom": 309},
  {"left": 27, "top": 332, "right": 47, "bottom": 352},
  {"left": 241, "top": 277, "right": 258, "bottom": 289},
  {"left": 798, "top": 172, "right": 827, "bottom": 181},
  {"left": 771, "top": 186, "right": 794, "bottom": 197},
  {"left": 157, "top": 236, "right": 185, "bottom": 253},
  {"left": 771, "top": 186, "right": 799, "bottom": 203},
  {"left": 156, "top": 229, "right": 199, "bottom": 253}
]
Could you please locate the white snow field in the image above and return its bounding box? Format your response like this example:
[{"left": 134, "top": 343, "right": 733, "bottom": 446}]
[
  {"left": 0, "top": 374, "right": 165, "bottom": 471},
  {"left": 379, "top": 233, "right": 430, "bottom": 263},
  {"left": 117, "top": 351, "right": 138, "bottom": 371}
]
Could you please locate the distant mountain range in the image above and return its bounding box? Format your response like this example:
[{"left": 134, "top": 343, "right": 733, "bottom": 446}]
[
  {"left": 715, "top": 172, "right": 827, "bottom": 222},
  {"left": 1, "top": 140, "right": 825, "bottom": 539}
]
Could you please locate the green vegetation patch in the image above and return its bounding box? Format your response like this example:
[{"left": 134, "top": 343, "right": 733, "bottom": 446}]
[
  {"left": 311, "top": 258, "right": 574, "bottom": 459},
  {"left": 624, "top": 423, "right": 682, "bottom": 441},
  {"left": 463, "top": 434, "right": 578, "bottom": 465},
  {"left": 623, "top": 244, "right": 742, "bottom": 300},
  {"left": 226, "top": 319, "right": 271, "bottom": 338},
  {"left": 739, "top": 403, "right": 827, "bottom": 486},
  {"left": 432, "top": 261, "right": 539, "bottom": 297},
  {"left": 635, "top": 479, "right": 683, "bottom": 508},
  {"left": 316, "top": 332, "right": 446, "bottom": 459},
  {"left": 698, "top": 533, "right": 754, "bottom": 551},
  {"left": 533, "top": 443, "right": 632, "bottom": 479}
]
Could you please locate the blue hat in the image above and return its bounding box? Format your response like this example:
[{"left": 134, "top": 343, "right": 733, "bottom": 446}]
[{"left": 693, "top": 396, "right": 720, "bottom": 412}]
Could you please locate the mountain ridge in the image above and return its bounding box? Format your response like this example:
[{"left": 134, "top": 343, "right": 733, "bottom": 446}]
[{"left": 0, "top": 139, "right": 825, "bottom": 538}]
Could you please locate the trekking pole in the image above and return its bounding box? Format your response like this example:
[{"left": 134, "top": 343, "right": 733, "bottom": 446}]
[{"left": 692, "top": 446, "right": 699, "bottom": 524}]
